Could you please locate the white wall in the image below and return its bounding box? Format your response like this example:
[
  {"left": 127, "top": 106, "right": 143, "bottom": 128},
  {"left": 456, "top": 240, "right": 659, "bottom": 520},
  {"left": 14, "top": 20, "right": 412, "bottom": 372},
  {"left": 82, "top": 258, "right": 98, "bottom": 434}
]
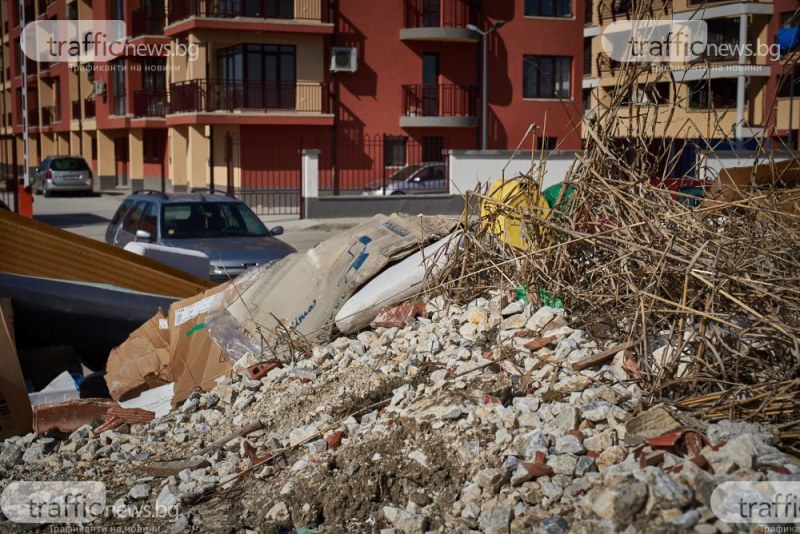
[{"left": 447, "top": 150, "right": 582, "bottom": 194}]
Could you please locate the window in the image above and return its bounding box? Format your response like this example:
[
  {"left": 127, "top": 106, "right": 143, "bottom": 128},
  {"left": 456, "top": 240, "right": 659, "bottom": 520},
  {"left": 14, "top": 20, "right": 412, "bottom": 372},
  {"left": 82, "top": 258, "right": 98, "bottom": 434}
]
[
  {"left": 91, "top": 137, "right": 98, "bottom": 160},
  {"left": 161, "top": 202, "right": 268, "bottom": 239},
  {"left": 110, "top": 58, "right": 126, "bottom": 115},
  {"left": 523, "top": 55, "right": 571, "bottom": 99},
  {"left": 629, "top": 83, "right": 669, "bottom": 105},
  {"left": 584, "top": 0, "right": 593, "bottom": 23},
  {"left": 139, "top": 202, "right": 158, "bottom": 237},
  {"left": 583, "top": 88, "right": 592, "bottom": 113},
  {"left": 384, "top": 136, "right": 407, "bottom": 167},
  {"left": 778, "top": 66, "right": 800, "bottom": 98},
  {"left": 537, "top": 137, "right": 557, "bottom": 150},
  {"left": 422, "top": 136, "right": 444, "bottom": 162},
  {"left": 583, "top": 38, "right": 592, "bottom": 75},
  {"left": 121, "top": 201, "right": 148, "bottom": 234},
  {"left": 781, "top": 11, "right": 799, "bottom": 28},
  {"left": 525, "top": 0, "right": 572, "bottom": 18},
  {"left": 144, "top": 130, "right": 167, "bottom": 163},
  {"left": 703, "top": 19, "right": 739, "bottom": 62},
  {"left": 217, "top": 44, "right": 296, "bottom": 109},
  {"left": 110, "top": 198, "right": 135, "bottom": 225},
  {"left": 687, "top": 80, "right": 737, "bottom": 109}
]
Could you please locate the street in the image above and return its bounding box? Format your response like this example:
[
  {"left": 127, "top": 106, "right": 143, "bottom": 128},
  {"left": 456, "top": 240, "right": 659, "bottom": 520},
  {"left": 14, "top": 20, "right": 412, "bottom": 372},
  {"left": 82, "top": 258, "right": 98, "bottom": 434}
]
[{"left": 30, "top": 192, "right": 362, "bottom": 253}]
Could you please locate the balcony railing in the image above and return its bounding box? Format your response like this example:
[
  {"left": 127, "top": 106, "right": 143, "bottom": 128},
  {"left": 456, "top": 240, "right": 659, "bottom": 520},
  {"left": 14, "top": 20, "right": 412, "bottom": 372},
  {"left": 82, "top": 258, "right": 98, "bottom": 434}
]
[
  {"left": 402, "top": 84, "right": 477, "bottom": 118},
  {"left": 132, "top": 7, "right": 166, "bottom": 37},
  {"left": 84, "top": 98, "right": 96, "bottom": 119},
  {"left": 169, "top": 79, "right": 329, "bottom": 114},
  {"left": 167, "top": 0, "right": 331, "bottom": 25},
  {"left": 404, "top": 0, "right": 479, "bottom": 29},
  {"left": 597, "top": 0, "right": 671, "bottom": 22},
  {"left": 134, "top": 90, "right": 168, "bottom": 117}
]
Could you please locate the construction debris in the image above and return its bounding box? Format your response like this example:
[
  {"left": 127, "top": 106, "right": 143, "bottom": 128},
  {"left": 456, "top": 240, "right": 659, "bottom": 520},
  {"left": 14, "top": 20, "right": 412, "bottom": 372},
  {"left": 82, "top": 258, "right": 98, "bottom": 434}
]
[{"left": 1, "top": 294, "right": 796, "bottom": 531}]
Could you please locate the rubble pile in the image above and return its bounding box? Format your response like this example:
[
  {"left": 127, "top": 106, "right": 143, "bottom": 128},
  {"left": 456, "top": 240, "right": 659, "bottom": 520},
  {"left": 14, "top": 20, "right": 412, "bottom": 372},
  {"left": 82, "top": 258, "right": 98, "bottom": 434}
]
[{"left": 2, "top": 292, "right": 797, "bottom": 532}]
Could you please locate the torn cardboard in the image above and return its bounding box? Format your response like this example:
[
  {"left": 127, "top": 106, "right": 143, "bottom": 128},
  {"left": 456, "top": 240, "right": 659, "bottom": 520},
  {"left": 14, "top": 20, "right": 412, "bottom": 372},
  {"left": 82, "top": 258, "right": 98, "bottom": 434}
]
[
  {"left": 105, "top": 310, "right": 171, "bottom": 401},
  {"left": 0, "top": 300, "right": 32, "bottom": 439},
  {"left": 167, "top": 283, "right": 232, "bottom": 406},
  {"left": 707, "top": 158, "right": 800, "bottom": 202},
  {"left": 223, "top": 214, "right": 456, "bottom": 360}
]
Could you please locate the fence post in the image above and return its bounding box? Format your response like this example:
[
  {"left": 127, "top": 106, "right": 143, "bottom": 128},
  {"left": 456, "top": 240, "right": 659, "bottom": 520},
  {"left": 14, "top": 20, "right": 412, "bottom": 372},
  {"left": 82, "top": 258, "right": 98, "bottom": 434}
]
[{"left": 301, "top": 149, "right": 320, "bottom": 219}]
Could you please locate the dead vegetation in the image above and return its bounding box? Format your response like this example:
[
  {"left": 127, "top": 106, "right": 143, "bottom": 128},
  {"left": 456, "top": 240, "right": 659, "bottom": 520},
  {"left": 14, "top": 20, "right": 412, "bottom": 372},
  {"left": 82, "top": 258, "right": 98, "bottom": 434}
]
[{"left": 434, "top": 36, "right": 800, "bottom": 450}]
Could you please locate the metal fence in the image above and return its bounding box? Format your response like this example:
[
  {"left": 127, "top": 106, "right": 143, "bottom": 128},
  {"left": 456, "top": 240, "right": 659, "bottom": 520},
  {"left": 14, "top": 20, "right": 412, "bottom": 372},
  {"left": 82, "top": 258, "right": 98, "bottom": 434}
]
[{"left": 320, "top": 134, "right": 449, "bottom": 195}]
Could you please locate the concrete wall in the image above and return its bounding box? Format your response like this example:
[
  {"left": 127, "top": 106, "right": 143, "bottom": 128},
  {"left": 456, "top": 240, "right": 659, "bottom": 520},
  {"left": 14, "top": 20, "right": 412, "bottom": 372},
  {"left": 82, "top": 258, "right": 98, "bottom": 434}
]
[
  {"left": 305, "top": 195, "right": 464, "bottom": 218},
  {"left": 447, "top": 149, "right": 581, "bottom": 194}
]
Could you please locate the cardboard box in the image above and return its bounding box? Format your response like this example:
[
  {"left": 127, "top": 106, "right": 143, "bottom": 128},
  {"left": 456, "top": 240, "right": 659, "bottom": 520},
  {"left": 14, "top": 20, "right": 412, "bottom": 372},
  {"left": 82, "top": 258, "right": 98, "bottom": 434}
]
[
  {"left": 708, "top": 158, "right": 800, "bottom": 202},
  {"left": 105, "top": 310, "right": 171, "bottom": 401},
  {"left": 166, "top": 283, "right": 232, "bottom": 405},
  {"left": 0, "top": 299, "right": 32, "bottom": 439}
]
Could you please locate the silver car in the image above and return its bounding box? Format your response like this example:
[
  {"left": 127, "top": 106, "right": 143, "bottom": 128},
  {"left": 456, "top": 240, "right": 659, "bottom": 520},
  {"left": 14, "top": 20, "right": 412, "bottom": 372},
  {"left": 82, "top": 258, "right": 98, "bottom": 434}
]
[
  {"left": 362, "top": 163, "right": 447, "bottom": 196},
  {"left": 34, "top": 156, "right": 94, "bottom": 197},
  {"left": 105, "top": 190, "right": 296, "bottom": 282}
]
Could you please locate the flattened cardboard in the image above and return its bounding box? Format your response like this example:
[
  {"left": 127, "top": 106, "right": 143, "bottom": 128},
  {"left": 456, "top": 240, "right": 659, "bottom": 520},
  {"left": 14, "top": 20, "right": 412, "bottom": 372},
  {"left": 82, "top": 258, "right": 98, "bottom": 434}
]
[
  {"left": 226, "top": 214, "right": 456, "bottom": 357},
  {"left": 708, "top": 158, "right": 800, "bottom": 202},
  {"left": 167, "top": 283, "right": 232, "bottom": 406},
  {"left": 0, "top": 301, "right": 32, "bottom": 439},
  {"left": 105, "top": 310, "right": 170, "bottom": 401}
]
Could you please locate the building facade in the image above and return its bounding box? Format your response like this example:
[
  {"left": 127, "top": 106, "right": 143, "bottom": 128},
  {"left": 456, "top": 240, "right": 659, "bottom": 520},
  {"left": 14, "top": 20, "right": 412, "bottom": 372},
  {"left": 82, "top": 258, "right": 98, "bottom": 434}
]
[
  {"left": 583, "top": 0, "right": 800, "bottom": 152},
  {"left": 1, "top": 0, "right": 586, "bottom": 208},
  {"left": 1, "top": 0, "right": 796, "bottom": 211}
]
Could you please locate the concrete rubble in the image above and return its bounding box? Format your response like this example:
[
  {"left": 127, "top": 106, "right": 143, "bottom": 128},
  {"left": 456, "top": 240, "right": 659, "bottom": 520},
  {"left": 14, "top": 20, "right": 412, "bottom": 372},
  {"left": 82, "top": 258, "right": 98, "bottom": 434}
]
[{"left": 1, "top": 291, "right": 798, "bottom": 532}]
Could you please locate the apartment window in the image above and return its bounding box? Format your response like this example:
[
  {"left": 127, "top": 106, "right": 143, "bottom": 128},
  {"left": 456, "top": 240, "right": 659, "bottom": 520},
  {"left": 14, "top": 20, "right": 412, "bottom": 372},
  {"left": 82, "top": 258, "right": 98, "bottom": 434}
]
[
  {"left": 143, "top": 57, "right": 166, "bottom": 92},
  {"left": 782, "top": 11, "right": 800, "bottom": 29},
  {"left": 384, "top": 136, "right": 407, "bottom": 167},
  {"left": 111, "top": 58, "right": 126, "bottom": 115},
  {"left": 687, "top": 80, "right": 737, "bottom": 109},
  {"left": 111, "top": 0, "right": 124, "bottom": 20},
  {"left": 537, "top": 137, "right": 557, "bottom": 150},
  {"left": 584, "top": 0, "right": 593, "bottom": 23},
  {"left": 218, "top": 44, "right": 296, "bottom": 108},
  {"left": 704, "top": 19, "right": 739, "bottom": 62},
  {"left": 66, "top": 3, "right": 77, "bottom": 19},
  {"left": 144, "top": 130, "right": 167, "bottom": 162},
  {"left": 583, "top": 38, "right": 592, "bottom": 75},
  {"left": 91, "top": 137, "right": 97, "bottom": 160},
  {"left": 778, "top": 65, "right": 800, "bottom": 98},
  {"left": 523, "top": 55, "right": 571, "bottom": 99},
  {"left": 612, "top": 0, "right": 629, "bottom": 15},
  {"left": 525, "top": 0, "right": 571, "bottom": 18},
  {"left": 422, "top": 136, "right": 444, "bottom": 162}
]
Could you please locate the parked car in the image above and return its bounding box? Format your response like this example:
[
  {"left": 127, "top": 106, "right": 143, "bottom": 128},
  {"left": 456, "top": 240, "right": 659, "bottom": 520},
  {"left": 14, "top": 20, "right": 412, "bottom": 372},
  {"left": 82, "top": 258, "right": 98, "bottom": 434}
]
[
  {"left": 362, "top": 163, "right": 447, "bottom": 196},
  {"left": 105, "top": 190, "right": 296, "bottom": 281},
  {"left": 34, "top": 156, "right": 94, "bottom": 197}
]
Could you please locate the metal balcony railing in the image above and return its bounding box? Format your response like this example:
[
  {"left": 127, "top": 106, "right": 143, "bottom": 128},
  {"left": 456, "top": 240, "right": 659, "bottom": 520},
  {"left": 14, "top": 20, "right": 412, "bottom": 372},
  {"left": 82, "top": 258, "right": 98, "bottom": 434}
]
[
  {"left": 133, "top": 90, "right": 168, "bottom": 117},
  {"left": 402, "top": 84, "right": 477, "bottom": 118},
  {"left": 167, "top": 0, "right": 331, "bottom": 24},
  {"left": 404, "top": 0, "right": 479, "bottom": 29},
  {"left": 169, "top": 79, "right": 329, "bottom": 114},
  {"left": 131, "top": 7, "right": 166, "bottom": 36},
  {"left": 597, "top": 0, "right": 671, "bottom": 22}
]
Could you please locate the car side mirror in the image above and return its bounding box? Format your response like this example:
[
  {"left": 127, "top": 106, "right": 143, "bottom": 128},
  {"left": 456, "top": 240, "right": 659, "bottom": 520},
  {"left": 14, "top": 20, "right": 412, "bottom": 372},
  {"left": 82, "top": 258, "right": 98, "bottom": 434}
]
[
  {"left": 135, "top": 230, "right": 152, "bottom": 241},
  {"left": 270, "top": 226, "right": 284, "bottom": 236}
]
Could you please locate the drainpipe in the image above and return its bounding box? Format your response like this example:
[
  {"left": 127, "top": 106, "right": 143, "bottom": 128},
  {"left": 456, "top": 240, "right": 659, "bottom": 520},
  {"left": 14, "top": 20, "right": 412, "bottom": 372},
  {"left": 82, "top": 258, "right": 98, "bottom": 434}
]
[{"left": 735, "top": 13, "right": 747, "bottom": 150}]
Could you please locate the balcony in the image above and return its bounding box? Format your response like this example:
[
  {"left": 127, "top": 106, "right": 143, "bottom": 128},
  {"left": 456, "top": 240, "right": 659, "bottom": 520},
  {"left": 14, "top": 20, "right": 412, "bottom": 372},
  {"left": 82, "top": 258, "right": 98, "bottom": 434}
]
[
  {"left": 41, "top": 106, "right": 59, "bottom": 126},
  {"left": 401, "top": 0, "right": 480, "bottom": 43},
  {"left": 133, "top": 90, "right": 168, "bottom": 117},
  {"left": 597, "top": 0, "right": 671, "bottom": 22},
  {"left": 400, "top": 84, "right": 478, "bottom": 128},
  {"left": 169, "top": 79, "right": 330, "bottom": 115},
  {"left": 131, "top": 7, "right": 166, "bottom": 37},
  {"left": 167, "top": 0, "right": 332, "bottom": 26}
]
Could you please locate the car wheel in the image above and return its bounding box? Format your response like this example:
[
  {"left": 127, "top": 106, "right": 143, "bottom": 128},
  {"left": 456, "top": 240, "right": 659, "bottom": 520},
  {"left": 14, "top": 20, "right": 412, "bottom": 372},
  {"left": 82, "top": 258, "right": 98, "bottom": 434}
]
[
  {"left": 43, "top": 186, "right": 51, "bottom": 198},
  {"left": 390, "top": 191, "right": 405, "bottom": 196}
]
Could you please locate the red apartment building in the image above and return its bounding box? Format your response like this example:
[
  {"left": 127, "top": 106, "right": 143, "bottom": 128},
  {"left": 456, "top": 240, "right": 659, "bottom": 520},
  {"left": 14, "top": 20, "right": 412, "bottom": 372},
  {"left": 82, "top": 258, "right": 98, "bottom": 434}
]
[{"left": 0, "top": 0, "right": 586, "bottom": 214}]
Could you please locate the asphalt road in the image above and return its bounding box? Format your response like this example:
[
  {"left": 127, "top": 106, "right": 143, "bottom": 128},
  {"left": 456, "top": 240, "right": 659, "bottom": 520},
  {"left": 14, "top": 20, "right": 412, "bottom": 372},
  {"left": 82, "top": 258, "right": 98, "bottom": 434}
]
[{"left": 30, "top": 192, "right": 363, "bottom": 253}]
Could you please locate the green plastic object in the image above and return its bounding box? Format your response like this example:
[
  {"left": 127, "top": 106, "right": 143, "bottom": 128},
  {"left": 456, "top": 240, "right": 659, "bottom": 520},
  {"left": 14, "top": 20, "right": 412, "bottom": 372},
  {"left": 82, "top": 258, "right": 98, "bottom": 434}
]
[
  {"left": 543, "top": 183, "right": 575, "bottom": 210},
  {"left": 515, "top": 284, "right": 529, "bottom": 303},
  {"left": 539, "top": 289, "right": 564, "bottom": 309}
]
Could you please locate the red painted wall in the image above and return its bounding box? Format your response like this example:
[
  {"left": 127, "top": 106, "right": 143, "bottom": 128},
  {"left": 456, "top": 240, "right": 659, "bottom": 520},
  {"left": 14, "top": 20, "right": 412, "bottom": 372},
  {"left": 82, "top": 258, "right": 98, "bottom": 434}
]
[{"left": 336, "top": 0, "right": 584, "bottom": 150}]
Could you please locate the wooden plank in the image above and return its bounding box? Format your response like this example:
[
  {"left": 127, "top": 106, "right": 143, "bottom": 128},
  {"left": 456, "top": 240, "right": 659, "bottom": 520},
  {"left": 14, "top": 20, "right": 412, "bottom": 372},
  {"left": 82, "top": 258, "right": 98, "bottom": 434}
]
[
  {"left": 570, "top": 340, "right": 637, "bottom": 372},
  {"left": 0, "top": 302, "right": 32, "bottom": 439},
  {"left": 0, "top": 209, "right": 214, "bottom": 298}
]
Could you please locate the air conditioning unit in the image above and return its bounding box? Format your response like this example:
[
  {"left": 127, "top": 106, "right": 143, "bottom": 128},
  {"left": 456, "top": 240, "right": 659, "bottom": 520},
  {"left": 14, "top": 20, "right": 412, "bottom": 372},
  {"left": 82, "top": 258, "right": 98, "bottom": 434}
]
[
  {"left": 330, "top": 47, "right": 358, "bottom": 73},
  {"left": 93, "top": 81, "right": 106, "bottom": 96}
]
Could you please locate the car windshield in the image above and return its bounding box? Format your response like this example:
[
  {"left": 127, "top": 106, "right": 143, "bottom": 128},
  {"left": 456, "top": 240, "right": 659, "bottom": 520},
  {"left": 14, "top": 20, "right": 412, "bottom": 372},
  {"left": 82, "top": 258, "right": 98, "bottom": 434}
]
[
  {"left": 161, "top": 202, "right": 269, "bottom": 239},
  {"left": 50, "top": 158, "right": 90, "bottom": 171}
]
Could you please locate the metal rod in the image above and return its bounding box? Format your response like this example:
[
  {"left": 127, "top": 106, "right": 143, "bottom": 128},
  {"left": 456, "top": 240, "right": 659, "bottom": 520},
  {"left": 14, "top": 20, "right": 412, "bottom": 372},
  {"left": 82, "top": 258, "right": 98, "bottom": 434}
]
[{"left": 481, "top": 31, "right": 488, "bottom": 150}]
